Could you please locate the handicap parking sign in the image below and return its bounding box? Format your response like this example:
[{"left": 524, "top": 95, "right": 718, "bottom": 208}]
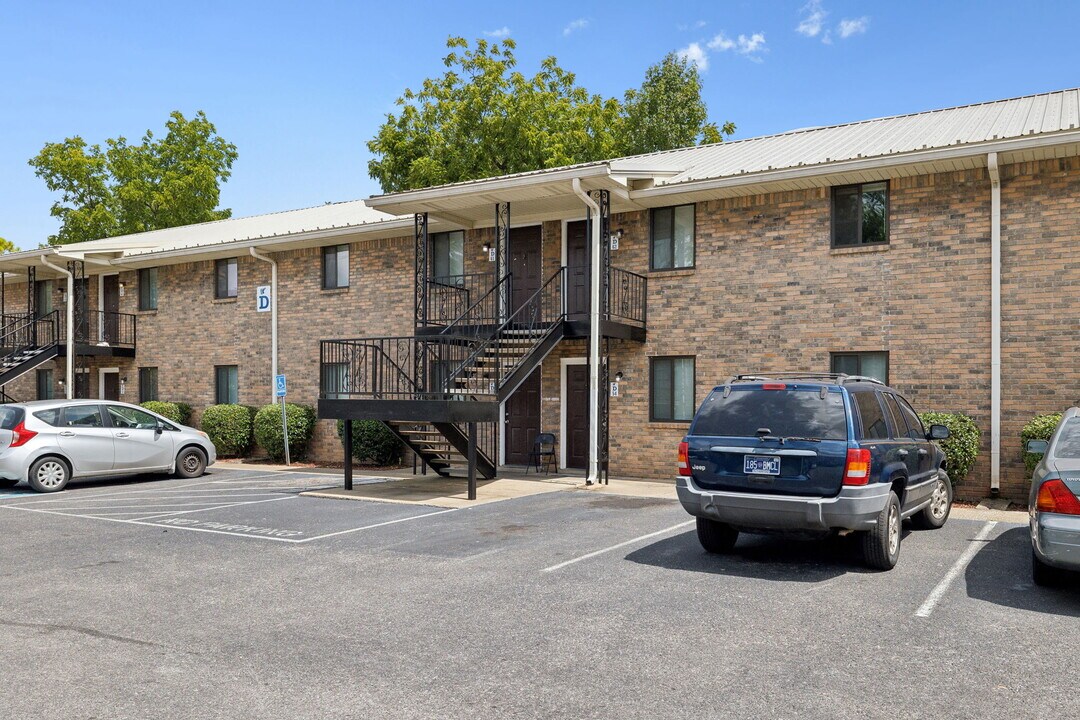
[{"left": 275, "top": 374, "right": 287, "bottom": 398}]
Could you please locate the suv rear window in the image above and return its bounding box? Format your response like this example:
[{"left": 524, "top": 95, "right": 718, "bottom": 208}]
[
  {"left": 1056, "top": 418, "right": 1080, "bottom": 459},
  {"left": 692, "top": 386, "right": 848, "bottom": 440},
  {"left": 0, "top": 406, "right": 24, "bottom": 430}
]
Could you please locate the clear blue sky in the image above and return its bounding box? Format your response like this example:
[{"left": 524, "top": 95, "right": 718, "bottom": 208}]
[{"left": 3, "top": 0, "right": 1078, "bottom": 249}]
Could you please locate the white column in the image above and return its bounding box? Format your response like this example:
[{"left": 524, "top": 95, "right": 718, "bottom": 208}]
[{"left": 39, "top": 255, "right": 74, "bottom": 399}]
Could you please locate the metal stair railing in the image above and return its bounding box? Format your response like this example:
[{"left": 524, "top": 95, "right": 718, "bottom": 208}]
[{"left": 438, "top": 273, "right": 512, "bottom": 338}]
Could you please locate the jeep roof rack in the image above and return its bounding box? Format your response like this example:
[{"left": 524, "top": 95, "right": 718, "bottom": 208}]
[{"left": 726, "top": 372, "right": 887, "bottom": 386}]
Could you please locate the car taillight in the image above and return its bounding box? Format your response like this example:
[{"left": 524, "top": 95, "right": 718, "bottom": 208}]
[
  {"left": 678, "top": 441, "right": 691, "bottom": 476},
  {"left": 843, "top": 448, "right": 872, "bottom": 485},
  {"left": 10, "top": 421, "right": 37, "bottom": 448},
  {"left": 761, "top": 383, "right": 787, "bottom": 390},
  {"left": 1036, "top": 479, "right": 1080, "bottom": 515}
]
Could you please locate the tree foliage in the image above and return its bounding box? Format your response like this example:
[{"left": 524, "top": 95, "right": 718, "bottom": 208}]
[
  {"left": 29, "top": 111, "right": 238, "bottom": 245},
  {"left": 0, "top": 237, "right": 14, "bottom": 254},
  {"left": 368, "top": 38, "right": 734, "bottom": 193}
]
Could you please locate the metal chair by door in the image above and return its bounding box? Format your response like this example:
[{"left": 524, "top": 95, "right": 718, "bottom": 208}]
[{"left": 526, "top": 433, "right": 557, "bottom": 475}]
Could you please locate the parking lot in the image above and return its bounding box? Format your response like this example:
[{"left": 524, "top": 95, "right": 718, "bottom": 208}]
[{"left": 1, "top": 466, "right": 1077, "bottom": 719}]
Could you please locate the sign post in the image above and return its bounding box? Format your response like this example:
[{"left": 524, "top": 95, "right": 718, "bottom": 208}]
[{"left": 275, "top": 374, "right": 290, "bottom": 465}]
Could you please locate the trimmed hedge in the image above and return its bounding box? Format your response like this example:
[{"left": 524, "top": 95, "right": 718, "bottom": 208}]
[
  {"left": 141, "top": 401, "right": 184, "bottom": 424},
  {"left": 201, "top": 404, "right": 256, "bottom": 457},
  {"left": 337, "top": 420, "right": 404, "bottom": 466},
  {"left": 1021, "top": 412, "right": 1063, "bottom": 474},
  {"left": 175, "top": 402, "right": 193, "bottom": 426},
  {"left": 254, "top": 403, "right": 316, "bottom": 462},
  {"left": 918, "top": 412, "right": 980, "bottom": 485}
]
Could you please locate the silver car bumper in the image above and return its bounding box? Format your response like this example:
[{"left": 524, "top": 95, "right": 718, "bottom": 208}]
[
  {"left": 1032, "top": 512, "right": 1080, "bottom": 571},
  {"left": 676, "top": 475, "right": 892, "bottom": 532}
]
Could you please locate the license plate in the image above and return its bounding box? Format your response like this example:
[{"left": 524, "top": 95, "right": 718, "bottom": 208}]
[{"left": 744, "top": 455, "right": 781, "bottom": 476}]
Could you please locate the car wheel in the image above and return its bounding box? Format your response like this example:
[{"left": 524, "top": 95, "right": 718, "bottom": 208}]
[
  {"left": 174, "top": 447, "right": 207, "bottom": 479},
  {"left": 912, "top": 470, "right": 952, "bottom": 529},
  {"left": 696, "top": 517, "right": 738, "bottom": 554},
  {"left": 1032, "top": 549, "right": 1063, "bottom": 588},
  {"left": 28, "top": 457, "right": 70, "bottom": 493},
  {"left": 0, "top": 478, "right": 19, "bottom": 489},
  {"left": 862, "top": 491, "right": 902, "bottom": 570}
]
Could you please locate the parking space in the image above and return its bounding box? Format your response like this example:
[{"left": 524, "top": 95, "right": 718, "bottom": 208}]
[{"left": 1, "top": 467, "right": 1077, "bottom": 719}]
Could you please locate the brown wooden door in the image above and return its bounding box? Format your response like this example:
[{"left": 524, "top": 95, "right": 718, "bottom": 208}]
[
  {"left": 504, "top": 368, "right": 541, "bottom": 465},
  {"left": 509, "top": 226, "right": 542, "bottom": 314},
  {"left": 103, "top": 372, "right": 120, "bottom": 401},
  {"left": 566, "top": 220, "right": 590, "bottom": 318},
  {"left": 103, "top": 275, "right": 120, "bottom": 343},
  {"left": 566, "top": 363, "right": 590, "bottom": 469}
]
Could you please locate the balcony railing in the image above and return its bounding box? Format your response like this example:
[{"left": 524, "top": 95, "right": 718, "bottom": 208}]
[
  {"left": 320, "top": 336, "right": 481, "bottom": 401},
  {"left": 423, "top": 273, "right": 498, "bottom": 327},
  {"left": 60, "top": 310, "right": 137, "bottom": 347},
  {"left": 606, "top": 267, "right": 647, "bottom": 327}
]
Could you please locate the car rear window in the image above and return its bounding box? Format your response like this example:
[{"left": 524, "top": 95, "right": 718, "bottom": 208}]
[
  {"left": 33, "top": 409, "right": 61, "bottom": 427},
  {"left": 1056, "top": 418, "right": 1080, "bottom": 459},
  {"left": 0, "top": 406, "right": 25, "bottom": 430},
  {"left": 691, "top": 386, "right": 848, "bottom": 440}
]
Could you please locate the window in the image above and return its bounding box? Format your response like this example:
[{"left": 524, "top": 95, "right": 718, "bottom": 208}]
[
  {"left": 34, "top": 280, "right": 53, "bottom": 318},
  {"left": 692, "top": 386, "right": 848, "bottom": 440},
  {"left": 139, "top": 367, "right": 159, "bottom": 402},
  {"left": 215, "top": 365, "right": 238, "bottom": 404},
  {"left": 832, "top": 182, "right": 888, "bottom": 247},
  {"left": 63, "top": 405, "right": 104, "bottom": 427},
  {"left": 650, "top": 357, "right": 695, "bottom": 422},
  {"left": 1055, "top": 418, "right": 1080, "bottom": 459},
  {"left": 853, "top": 391, "right": 889, "bottom": 440},
  {"left": 36, "top": 369, "right": 54, "bottom": 400},
  {"left": 0, "top": 406, "right": 25, "bottom": 430},
  {"left": 33, "top": 409, "right": 60, "bottom": 427},
  {"left": 431, "top": 231, "right": 464, "bottom": 282},
  {"left": 107, "top": 405, "right": 160, "bottom": 430},
  {"left": 650, "top": 204, "right": 695, "bottom": 270},
  {"left": 321, "top": 362, "right": 349, "bottom": 399},
  {"left": 322, "top": 245, "right": 350, "bottom": 289},
  {"left": 138, "top": 267, "right": 158, "bottom": 310},
  {"left": 893, "top": 395, "right": 926, "bottom": 440},
  {"left": 831, "top": 351, "right": 889, "bottom": 384},
  {"left": 215, "top": 258, "right": 238, "bottom": 299}
]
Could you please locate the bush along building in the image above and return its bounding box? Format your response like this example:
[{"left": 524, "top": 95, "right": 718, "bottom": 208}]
[{"left": 2, "top": 88, "right": 1078, "bottom": 502}]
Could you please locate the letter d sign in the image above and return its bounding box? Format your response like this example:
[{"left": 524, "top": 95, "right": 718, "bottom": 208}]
[{"left": 256, "top": 285, "right": 272, "bottom": 312}]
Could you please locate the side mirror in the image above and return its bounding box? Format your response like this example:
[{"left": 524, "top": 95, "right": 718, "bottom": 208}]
[
  {"left": 155, "top": 421, "right": 164, "bottom": 435},
  {"left": 928, "top": 424, "right": 950, "bottom": 441},
  {"left": 1025, "top": 439, "right": 1048, "bottom": 456}
]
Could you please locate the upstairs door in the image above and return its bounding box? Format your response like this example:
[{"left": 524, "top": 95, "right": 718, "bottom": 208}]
[
  {"left": 509, "top": 226, "right": 542, "bottom": 315},
  {"left": 102, "top": 275, "right": 120, "bottom": 343},
  {"left": 566, "top": 220, "right": 590, "bottom": 319}
]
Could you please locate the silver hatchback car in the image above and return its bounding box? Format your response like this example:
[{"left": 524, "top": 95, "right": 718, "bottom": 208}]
[
  {"left": 1026, "top": 407, "right": 1080, "bottom": 586},
  {"left": 0, "top": 400, "right": 216, "bottom": 493}
]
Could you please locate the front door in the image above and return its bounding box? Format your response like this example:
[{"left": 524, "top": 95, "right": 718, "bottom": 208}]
[
  {"left": 504, "top": 368, "right": 541, "bottom": 465},
  {"left": 102, "top": 275, "right": 120, "bottom": 343},
  {"left": 566, "top": 220, "right": 590, "bottom": 318},
  {"left": 565, "top": 363, "right": 590, "bottom": 469},
  {"left": 509, "top": 226, "right": 542, "bottom": 314},
  {"left": 102, "top": 372, "right": 120, "bottom": 401}
]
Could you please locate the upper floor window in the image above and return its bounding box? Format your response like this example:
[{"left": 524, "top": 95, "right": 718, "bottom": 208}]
[
  {"left": 832, "top": 182, "right": 888, "bottom": 247},
  {"left": 138, "top": 267, "right": 158, "bottom": 310},
  {"left": 431, "top": 230, "right": 464, "bottom": 282},
  {"left": 650, "top": 356, "right": 696, "bottom": 422},
  {"left": 650, "top": 204, "right": 695, "bottom": 270},
  {"left": 322, "top": 244, "right": 350, "bottom": 289},
  {"left": 215, "top": 365, "right": 238, "bottom": 405},
  {"left": 831, "top": 351, "right": 889, "bottom": 384},
  {"left": 215, "top": 258, "right": 238, "bottom": 299}
]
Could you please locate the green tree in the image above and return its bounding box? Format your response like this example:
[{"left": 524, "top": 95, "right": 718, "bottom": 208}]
[
  {"left": 29, "top": 111, "right": 238, "bottom": 245},
  {"left": 618, "top": 52, "right": 736, "bottom": 156},
  {"left": 367, "top": 37, "right": 732, "bottom": 193},
  {"left": 0, "top": 237, "right": 15, "bottom": 253}
]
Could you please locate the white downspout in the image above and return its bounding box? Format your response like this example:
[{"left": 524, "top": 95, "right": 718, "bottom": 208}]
[
  {"left": 572, "top": 178, "right": 602, "bottom": 486},
  {"left": 39, "top": 255, "right": 74, "bottom": 399},
  {"left": 249, "top": 248, "right": 278, "bottom": 404},
  {"left": 987, "top": 153, "right": 1001, "bottom": 494}
]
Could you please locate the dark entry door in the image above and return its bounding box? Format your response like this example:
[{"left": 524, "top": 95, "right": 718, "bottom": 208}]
[
  {"left": 103, "top": 275, "right": 120, "bottom": 343},
  {"left": 566, "top": 363, "right": 590, "bottom": 469},
  {"left": 566, "top": 220, "right": 590, "bottom": 318},
  {"left": 504, "top": 368, "right": 541, "bottom": 465},
  {"left": 103, "top": 372, "right": 120, "bottom": 401},
  {"left": 509, "top": 226, "right": 542, "bottom": 314}
]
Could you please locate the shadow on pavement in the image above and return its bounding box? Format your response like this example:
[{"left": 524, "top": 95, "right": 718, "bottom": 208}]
[
  {"left": 965, "top": 526, "right": 1080, "bottom": 617},
  {"left": 625, "top": 527, "right": 888, "bottom": 583}
]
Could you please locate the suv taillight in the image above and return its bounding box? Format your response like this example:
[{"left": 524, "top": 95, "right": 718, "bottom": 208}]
[
  {"left": 678, "top": 442, "right": 691, "bottom": 477},
  {"left": 1036, "top": 479, "right": 1080, "bottom": 515},
  {"left": 843, "top": 448, "right": 871, "bottom": 486},
  {"left": 10, "top": 421, "right": 37, "bottom": 448}
]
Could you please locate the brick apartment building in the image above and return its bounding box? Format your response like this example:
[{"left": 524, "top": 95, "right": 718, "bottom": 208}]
[{"left": 1, "top": 88, "right": 1077, "bottom": 501}]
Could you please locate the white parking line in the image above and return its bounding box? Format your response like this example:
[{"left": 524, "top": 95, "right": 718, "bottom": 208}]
[
  {"left": 541, "top": 520, "right": 695, "bottom": 573},
  {"left": 127, "top": 496, "right": 296, "bottom": 521},
  {"left": 914, "top": 521, "right": 998, "bottom": 618},
  {"left": 293, "top": 507, "right": 462, "bottom": 543}
]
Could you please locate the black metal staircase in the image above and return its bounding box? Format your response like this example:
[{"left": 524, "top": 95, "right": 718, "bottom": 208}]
[{"left": 0, "top": 312, "right": 62, "bottom": 399}]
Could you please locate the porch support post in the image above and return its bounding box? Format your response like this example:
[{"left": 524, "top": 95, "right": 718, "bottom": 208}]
[
  {"left": 467, "top": 421, "right": 478, "bottom": 501},
  {"left": 343, "top": 419, "right": 353, "bottom": 491},
  {"left": 415, "top": 212, "right": 429, "bottom": 327},
  {"left": 39, "top": 255, "right": 73, "bottom": 399},
  {"left": 495, "top": 202, "right": 509, "bottom": 321},
  {"left": 571, "top": 179, "right": 602, "bottom": 486}
]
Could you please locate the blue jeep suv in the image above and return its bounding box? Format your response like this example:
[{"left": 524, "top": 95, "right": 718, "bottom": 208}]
[{"left": 676, "top": 373, "right": 953, "bottom": 570}]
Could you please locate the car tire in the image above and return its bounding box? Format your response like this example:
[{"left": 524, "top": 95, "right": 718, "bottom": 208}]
[
  {"left": 862, "top": 491, "right": 902, "bottom": 570},
  {"left": 696, "top": 517, "right": 739, "bottom": 554},
  {"left": 174, "top": 447, "right": 207, "bottom": 479},
  {"left": 0, "top": 478, "right": 19, "bottom": 489},
  {"left": 28, "top": 457, "right": 71, "bottom": 493},
  {"left": 1032, "top": 549, "right": 1063, "bottom": 588},
  {"left": 912, "top": 470, "right": 952, "bottom": 530}
]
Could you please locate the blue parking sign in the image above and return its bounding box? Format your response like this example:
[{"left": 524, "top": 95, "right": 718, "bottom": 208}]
[{"left": 275, "top": 374, "right": 287, "bottom": 398}]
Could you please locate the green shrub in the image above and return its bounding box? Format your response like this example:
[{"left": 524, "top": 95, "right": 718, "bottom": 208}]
[
  {"left": 200, "top": 404, "right": 256, "bottom": 457},
  {"left": 336, "top": 420, "right": 404, "bottom": 466},
  {"left": 918, "top": 412, "right": 980, "bottom": 485},
  {"left": 1021, "top": 412, "right": 1063, "bottom": 474},
  {"left": 175, "top": 402, "right": 193, "bottom": 425},
  {"left": 254, "top": 403, "right": 316, "bottom": 462},
  {"left": 141, "top": 401, "right": 184, "bottom": 424}
]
